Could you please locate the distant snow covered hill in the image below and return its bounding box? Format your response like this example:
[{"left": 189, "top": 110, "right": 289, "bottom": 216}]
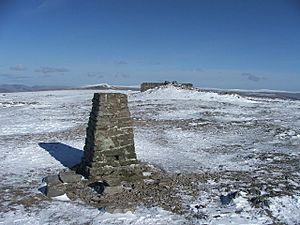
[
  {"left": 80, "top": 83, "right": 112, "bottom": 88},
  {"left": 80, "top": 83, "right": 139, "bottom": 91}
]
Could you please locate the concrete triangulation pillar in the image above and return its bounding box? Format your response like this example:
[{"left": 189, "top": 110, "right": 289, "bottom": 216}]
[{"left": 79, "top": 93, "right": 141, "bottom": 186}]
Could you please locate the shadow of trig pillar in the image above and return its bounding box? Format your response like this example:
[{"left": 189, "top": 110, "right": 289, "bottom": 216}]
[{"left": 79, "top": 93, "right": 140, "bottom": 185}]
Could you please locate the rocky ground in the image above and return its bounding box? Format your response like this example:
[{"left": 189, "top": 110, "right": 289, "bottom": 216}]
[{"left": 2, "top": 119, "right": 298, "bottom": 224}]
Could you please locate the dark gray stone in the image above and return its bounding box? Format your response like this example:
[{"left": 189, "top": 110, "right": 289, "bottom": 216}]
[
  {"left": 88, "top": 181, "right": 107, "bottom": 195},
  {"left": 59, "top": 171, "right": 83, "bottom": 184},
  {"left": 248, "top": 187, "right": 261, "bottom": 196},
  {"left": 250, "top": 196, "right": 270, "bottom": 208},
  {"left": 220, "top": 191, "right": 238, "bottom": 205},
  {"left": 43, "top": 175, "right": 62, "bottom": 186},
  {"left": 45, "top": 183, "right": 66, "bottom": 197}
]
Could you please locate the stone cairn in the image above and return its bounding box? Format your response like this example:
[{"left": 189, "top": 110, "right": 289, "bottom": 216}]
[
  {"left": 78, "top": 93, "right": 141, "bottom": 186},
  {"left": 140, "top": 81, "right": 193, "bottom": 92}
]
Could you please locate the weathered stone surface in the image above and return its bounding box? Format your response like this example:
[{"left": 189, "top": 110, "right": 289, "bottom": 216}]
[
  {"left": 43, "top": 175, "right": 62, "bottom": 186},
  {"left": 78, "top": 93, "right": 142, "bottom": 185},
  {"left": 45, "top": 183, "right": 66, "bottom": 197},
  {"left": 104, "top": 186, "right": 123, "bottom": 195},
  {"left": 59, "top": 171, "right": 83, "bottom": 184},
  {"left": 140, "top": 81, "right": 193, "bottom": 92}
]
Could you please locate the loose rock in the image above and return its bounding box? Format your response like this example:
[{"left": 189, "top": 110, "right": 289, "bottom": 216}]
[
  {"left": 45, "top": 183, "right": 66, "bottom": 198},
  {"left": 59, "top": 171, "right": 83, "bottom": 184}
]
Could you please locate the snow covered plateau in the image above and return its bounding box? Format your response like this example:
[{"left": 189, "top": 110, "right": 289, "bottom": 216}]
[{"left": 0, "top": 86, "right": 299, "bottom": 224}]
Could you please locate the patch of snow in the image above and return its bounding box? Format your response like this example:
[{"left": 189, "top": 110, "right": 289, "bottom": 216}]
[
  {"left": 0, "top": 202, "right": 100, "bottom": 225},
  {"left": 52, "top": 194, "right": 71, "bottom": 202},
  {"left": 188, "top": 191, "right": 271, "bottom": 225},
  {"left": 0, "top": 203, "right": 186, "bottom": 225},
  {"left": 0, "top": 90, "right": 94, "bottom": 136},
  {"left": 81, "top": 83, "right": 112, "bottom": 88},
  {"left": 142, "top": 172, "right": 152, "bottom": 177},
  {"left": 269, "top": 195, "right": 300, "bottom": 225},
  {"left": 132, "top": 86, "right": 257, "bottom": 105},
  {"left": 135, "top": 127, "right": 258, "bottom": 172}
]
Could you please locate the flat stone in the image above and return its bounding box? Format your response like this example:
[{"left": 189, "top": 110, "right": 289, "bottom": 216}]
[
  {"left": 144, "top": 179, "right": 157, "bottom": 185},
  {"left": 59, "top": 171, "right": 83, "bottom": 184},
  {"left": 102, "top": 176, "right": 122, "bottom": 186},
  {"left": 46, "top": 183, "right": 66, "bottom": 197},
  {"left": 43, "top": 175, "right": 62, "bottom": 186},
  {"left": 104, "top": 186, "right": 123, "bottom": 195}
]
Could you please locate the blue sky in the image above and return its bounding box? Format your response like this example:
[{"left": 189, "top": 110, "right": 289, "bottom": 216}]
[{"left": 0, "top": 0, "right": 299, "bottom": 91}]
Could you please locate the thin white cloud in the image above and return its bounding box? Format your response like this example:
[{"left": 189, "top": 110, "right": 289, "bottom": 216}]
[
  {"left": 10, "top": 64, "right": 27, "bottom": 71},
  {"left": 114, "top": 72, "right": 130, "bottom": 79},
  {"left": 241, "top": 73, "right": 263, "bottom": 82},
  {"left": 87, "top": 72, "right": 104, "bottom": 78},
  {"left": 35, "top": 66, "right": 69, "bottom": 74}
]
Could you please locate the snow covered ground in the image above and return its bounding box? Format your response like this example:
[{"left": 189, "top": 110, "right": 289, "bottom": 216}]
[{"left": 0, "top": 87, "right": 299, "bottom": 224}]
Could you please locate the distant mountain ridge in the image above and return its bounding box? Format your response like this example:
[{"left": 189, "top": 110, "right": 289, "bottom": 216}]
[
  {"left": 200, "top": 87, "right": 300, "bottom": 101},
  {"left": 0, "top": 84, "right": 72, "bottom": 93},
  {"left": 0, "top": 83, "right": 139, "bottom": 93}
]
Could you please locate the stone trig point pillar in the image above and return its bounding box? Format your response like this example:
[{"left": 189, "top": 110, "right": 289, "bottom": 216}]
[{"left": 79, "top": 93, "right": 141, "bottom": 186}]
